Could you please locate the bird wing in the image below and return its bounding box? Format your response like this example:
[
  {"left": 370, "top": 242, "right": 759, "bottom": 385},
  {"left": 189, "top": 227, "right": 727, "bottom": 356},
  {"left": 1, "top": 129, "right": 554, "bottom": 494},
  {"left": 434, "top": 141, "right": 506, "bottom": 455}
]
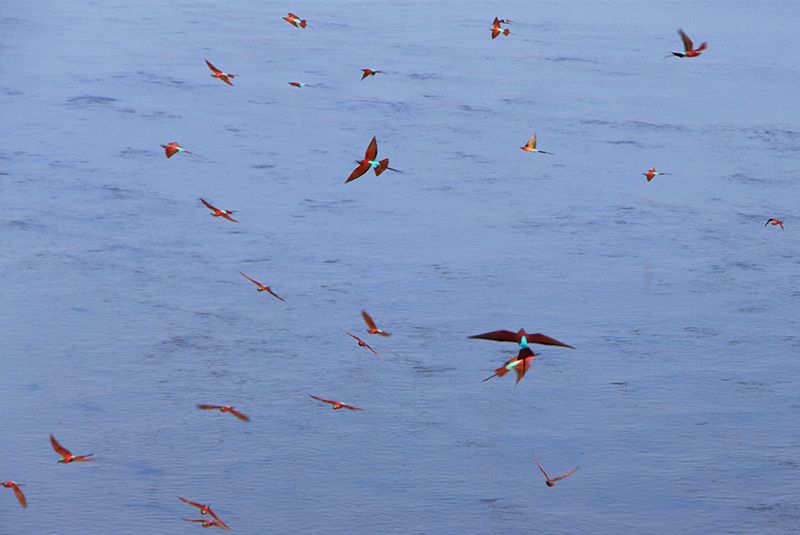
[
  {"left": 526, "top": 134, "right": 537, "bottom": 149},
  {"left": 340, "top": 328, "right": 360, "bottom": 341},
  {"left": 221, "top": 212, "right": 238, "bottom": 222},
  {"left": 695, "top": 42, "right": 707, "bottom": 52},
  {"left": 532, "top": 453, "right": 550, "bottom": 480},
  {"left": 50, "top": 434, "right": 72, "bottom": 457},
  {"left": 196, "top": 404, "right": 223, "bottom": 410},
  {"left": 309, "top": 394, "right": 335, "bottom": 405},
  {"left": 229, "top": 408, "right": 250, "bottom": 422},
  {"left": 524, "top": 333, "right": 574, "bottom": 349},
  {"left": 163, "top": 144, "right": 178, "bottom": 158},
  {"left": 205, "top": 60, "right": 222, "bottom": 74},
  {"left": 239, "top": 272, "right": 262, "bottom": 287},
  {"left": 678, "top": 30, "right": 694, "bottom": 53},
  {"left": 344, "top": 404, "right": 363, "bottom": 411},
  {"left": 361, "top": 69, "right": 371, "bottom": 80},
  {"left": 365, "top": 137, "right": 378, "bottom": 161},
  {"left": 220, "top": 75, "right": 233, "bottom": 86},
  {"left": 11, "top": 484, "right": 26, "bottom": 508},
  {"left": 178, "top": 496, "right": 204, "bottom": 509},
  {"left": 199, "top": 198, "right": 217, "bottom": 212},
  {"left": 551, "top": 466, "right": 579, "bottom": 482},
  {"left": 363, "top": 341, "right": 383, "bottom": 359},
  {"left": 346, "top": 162, "right": 371, "bottom": 183},
  {"left": 361, "top": 310, "right": 378, "bottom": 331},
  {"left": 469, "top": 330, "right": 518, "bottom": 342}
]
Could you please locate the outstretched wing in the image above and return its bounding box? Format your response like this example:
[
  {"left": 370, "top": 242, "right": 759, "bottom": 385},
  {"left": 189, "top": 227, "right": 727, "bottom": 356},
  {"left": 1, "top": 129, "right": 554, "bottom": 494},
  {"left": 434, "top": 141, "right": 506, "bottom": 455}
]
[
  {"left": 199, "top": 198, "right": 217, "bottom": 212},
  {"left": 678, "top": 30, "right": 694, "bottom": 53},
  {"left": 10, "top": 484, "right": 26, "bottom": 508},
  {"left": 365, "top": 137, "right": 378, "bottom": 161},
  {"left": 361, "top": 310, "right": 378, "bottom": 331},
  {"left": 551, "top": 466, "right": 579, "bottom": 482},
  {"left": 309, "top": 394, "right": 335, "bottom": 406},
  {"left": 196, "top": 404, "right": 223, "bottom": 410},
  {"left": 50, "top": 434, "right": 72, "bottom": 457},
  {"left": 205, "top": 60, "right": 222, "bottom": 74},
  {"left": 228, "top": 408, "right": 250, "bottom": 422},
  {"left": 532, "top": 453, "right": 551, "bottom": 480},
  {"left": 469, "top": 330, "right": 518, "bottom": 342},
  {"left": 178, "top": 496, "right": 204, "bottom": 509},
  {"left": 346, "top": 162, "right": 371, "bottom": 183}
]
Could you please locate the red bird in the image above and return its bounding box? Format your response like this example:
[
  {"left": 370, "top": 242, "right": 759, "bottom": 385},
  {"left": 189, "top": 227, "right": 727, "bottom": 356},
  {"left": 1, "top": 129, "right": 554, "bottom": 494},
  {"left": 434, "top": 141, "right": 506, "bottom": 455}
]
[
  {"left": 469, "top": 329, "right": 574, "bottom": 349},
  {"left": 533, "top": 453, "right": 579, "bottom": 487},
  {"left": 491, "top": 18, "right": 511, "bottom": 39},
  {"left": 205, "top": 60, "right": 235, "bottom": 86},
  {"left": 346, "top": 137, "right": 401, "bottom": 183},
  {"left": 283, "top": 13, "right": 308, "bottom": 28},
  {"left": 361, "top": 310, "right": 391, "bottom": 337},
  {"left": 183, "top": 518, "right": 230, "bottom": 530},
  {"left": 200, "top": 198, "right": 238, "bottom": 223},
  {"left": 765, "top": 218, "right": 784, "bottom": 231},
  {"left": 178, "top": 497, "right": 230, "bottom": 529},
  {"left": 288, "top": 82, "right": 309, "bottom": 88},
  {"left": 196, "top": 405, "right": 250, "bottom": 422},
  {"left": 671, "top": 29, "right": 707, "bottom": 58},
  {"left": 341, "top": 328, "right": 383, "bottom": 359},
  {"left": 239, "top": 271, "right": 285, "bottom": 301},
  {"left": 483, "top": 346, "right": 538, "bottom": 386},
  {"left": 360, "top": 68, "right": 384, "bottom": 80},
  {"left": 2, "top": 481, "right": 26, "bottom": 509},
  {"left": 520, "top": 134, "right": 554, "bottom": 155},
  {"left": 161, "top": 142, "right": 193, "bottom": 158},
  {"left": 643, "top": 167, "right": 668, "bottom": 182},
  {"left": 50, "top": 434, "right": 95, "bottom": 463},
  {"left": 309, "top": 395, "right": 363, "bottom": 411}
]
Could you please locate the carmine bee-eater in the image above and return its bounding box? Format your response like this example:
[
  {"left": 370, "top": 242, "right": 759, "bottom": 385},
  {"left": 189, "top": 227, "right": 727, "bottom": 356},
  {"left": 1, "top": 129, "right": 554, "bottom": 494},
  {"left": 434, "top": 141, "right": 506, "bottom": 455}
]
[
  {"left": 346, "top": 136, "right": 402, "bottom": 183},
  {"left": 205, "top": 60, "right": 235, "bottom": 86},
  {"left": 491, "top": 18, "right": 511, "bottom": 39},
  {"left": 239, "top": 271, "right": 285, "bottom": 301},
  {"left": 178, "top": 497, "right": 231, "bottom": 529},
  {"left": 196, "top": 405, "right": 250, "bottom": 422},
  {"left": 341, "top": 328, "right": 383, "bottom": 359},
  {"left": 199, "top": 198, "right": 238, "bottom": 223},
  {"left": 283, "top": 13, "right": 308, "bottom": 28},
  {"left": 183, "top": 518, "right": 230, "bottom": 529},
  {"left": 469, "top": 328, "right": 574, "bottom": 349},
  {"left": 670, "top": 29, "right": 707, "bottom": 58},
  {"left": 643, "top": 167, "right": 668, "bottom": 182},
  {"left": 533, "top": 453, "right": 579, "bottom": 487},
  {"left": 50, "top": 434, "right": 95, "bottom": 463},
  {"left": 161, "top": 142, "right": 193, "bottom": 158},
  {"left": 309, "top": 395, "right": 363, "bottom": 411},
  {"left": 361, "top": 310, "right": 391, "bottom": 336},
  {"left": 520, "top": 134, "right": 554, "bottom": 155},
  {"left": 765, "top": 218, "right": 784, "bottom": 231},
  {"left": 2, "top": 481, "right": 26, "bottom": 509},
  {"left": 483, "top": 346, "right": 539, "bottom": 386},
  {"left": 288, "top": 82, "right": 309, "bottom": 88},
  {"left": 361, "top": 68, "right": 384, "bottom": 80}
]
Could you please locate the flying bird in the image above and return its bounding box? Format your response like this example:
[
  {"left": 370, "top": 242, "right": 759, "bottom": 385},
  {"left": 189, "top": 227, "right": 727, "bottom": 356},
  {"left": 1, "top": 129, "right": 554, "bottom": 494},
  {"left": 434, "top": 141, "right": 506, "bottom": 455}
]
[
  {"left": 205, "top": 60, "right": 235, "bottom": 86},
  {"left": 346, "top": 136, "right": 402, "bottom": 183},
  {"left": 239, "top": 271, "right": 285, "bottom": 301},
  {"left": 50, "top": 434, "right": 95, "bottom": 463},
  {"left": 199, "top": 198, "right": 238, "bottom": 223},
  {"left": 360, "top": 68, "right": 384, "bottom": 80},
  {"left": 361, "top": 310, "right": 391, "bottom": 337},
  {"left": 309, "top": 395, "right": 363, "bottom": 411},
  {"left": 496, "top": 18, "right": 514, "bottom": 24},
  {"left": 2, "top": 481, "right": 26, "bottom": 509},
  {"left": 196, "top": 405, "right": 250, "bottom": 422},
  {"left": 483, "top": 346, "right": 539, "bottom": 386},
  {"left": 288, "top": 82, "right": 309, "bottom": 88},
  {"left": 643, "top": 167, "right": 668, "bottom": 182},
  {"left": 520, "top": 134, "right": 554, "bottom": 155},
  {"left": 341, "top": 328, "right": 383, "bottom": 359},
  {"left": 469, "top": 329, "right": 574, "bottom": 349},
  {"left": 670, "top": 29, "right": 707, "bottom": 58},
  {"left": 183, "top": 519, "right": 230, "bottom": 530},
  {"left": 491, "top": 17, "right": 511, "bottom": 39},
  {"left": 161, "top": 142, "right": 193, "bottom": 158},
  {"left": 533, "top": 453, "right": 579, "bottom": 487},
  {"left": 178, "top": 497, "right": 230, "bottom": 529},
  {"left": 765, "top": 218, "right": 784, "bottom": 231},
  {"left": 283, "top": 13, "right": 308, "bottom": 28}
]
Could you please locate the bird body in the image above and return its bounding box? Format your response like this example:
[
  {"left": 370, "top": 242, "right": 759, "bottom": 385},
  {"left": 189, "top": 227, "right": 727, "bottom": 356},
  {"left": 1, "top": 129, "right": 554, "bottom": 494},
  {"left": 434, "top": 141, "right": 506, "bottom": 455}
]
[
  {"left": 199, "top": 198, "right": 237, "bottom": 223},
  {"left": 161, "top": 142, "right": 193, "bottom": 158},
  {"left": 205, "top": 60, "right": 235, "bottom": 86},
  {"left": 309, "top": 394, "right": 363, "bottom": 411},
  {"left": 520, "top": 134, "right": 554, "bottom": 155},
  {"left": 346, "top": 137, "right": 401, "bottom": 183},
  {"left": 671, "top": 29, "right": 707, "bottom": 57},
  {"left": 283, "top": 13, "right": 307, "bottom": 28},
  {"left": 361, "top": 69, "right": 384, "bottom": 80},
  {"left": 766, "top": 218, "right": 784, "bottom": 231},
  {"left": 362, "top": 310, "right": 391, "bottom": 336},
  {"left": 50, "top": 434, "right": 95, "bottom": 463}
]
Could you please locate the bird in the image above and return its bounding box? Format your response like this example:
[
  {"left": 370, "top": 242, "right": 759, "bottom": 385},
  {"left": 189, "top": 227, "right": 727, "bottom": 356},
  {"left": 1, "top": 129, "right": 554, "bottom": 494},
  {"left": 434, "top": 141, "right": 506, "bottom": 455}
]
[
  {"left": 346, "top": 137, "right": 402, "bottom": 183},
  {"left": 239, "top": 271, "right": 285, "bottom": 301},
  {"left": 643, "top": 167, "right": 668, "bottom": 182},
  {"left": 2, "top": 481, "right": 26, "bottom": 509},
  {"left": 533, "top": 453, "right": 579, "bottom": 487},
  {"left": 205, "top": 60, "right": 235, "bottom": 86},
  {"left": 178, "top": 497, "right": 230, "bottom": 529},
  {"left": 483, "top": 346, "right": 539, "bottom": 386},
  {"left": 196, "top": 405, "right": 250, "bottom": 422},
  {"left": 309, "top": 395, "right": 363, "bottom": 411},
  {"left": 765, "top": 218, "right": 784, "bottom": 231},
  {"left": 671, "top": 29, "right": 707, "bottom": 58},
  {"left": 283, "top": 13, "right": 308, "bottom": 28},
  {"left": 469, "top": 329, "right": 574, "bottom": 349},
  {"left": 161, "top": 142, "right": 193, "bottom": 158},
  {"left": 491, "top": 17, "right": 511, "bottom": 39},
  {"left": 361, "top": 310, "right": 391, "bottom": 337},
  {"left": 520, "top": 134, "right": 554, "bottom": 155},
  {"left": 341, "top": 328, "right": 383, "bottom": 359},
  {"left": 199, "top": 198, "right": 238, "bottom": 223},
  {"left": 360, "top": 68, "right": 384, "bottom": 80},
  {"left": 50, "top": 434, "right": 95, "bottom": 463},
  {"left": 288, "top": 82, "right": 309, "bottom": 88},
  {"left": 183, "top": 518, "right": 230, "bottom": 530}
]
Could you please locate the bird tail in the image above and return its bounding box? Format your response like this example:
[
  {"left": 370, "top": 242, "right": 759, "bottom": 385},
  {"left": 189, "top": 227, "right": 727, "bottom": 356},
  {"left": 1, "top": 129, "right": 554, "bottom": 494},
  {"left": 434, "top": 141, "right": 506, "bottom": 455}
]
[
  {"left": 696, "top": 42, "right": 708, "bottom": 52},
  {"left": 375, "top": 158, "right": 390, "bottom": 176}
]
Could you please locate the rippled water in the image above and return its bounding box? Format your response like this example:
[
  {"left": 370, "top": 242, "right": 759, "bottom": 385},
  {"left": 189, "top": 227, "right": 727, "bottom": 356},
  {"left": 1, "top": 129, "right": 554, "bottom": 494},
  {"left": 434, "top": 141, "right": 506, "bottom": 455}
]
[{"left": 2, "top": 1, "right": 799, "bottom": 534}]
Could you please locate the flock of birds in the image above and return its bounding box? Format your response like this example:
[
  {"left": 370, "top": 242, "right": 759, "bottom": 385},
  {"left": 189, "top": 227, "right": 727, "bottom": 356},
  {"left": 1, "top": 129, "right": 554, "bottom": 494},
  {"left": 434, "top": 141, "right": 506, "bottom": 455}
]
[{"left": 3, "top": 11, "right": 789, "bottom": 530}]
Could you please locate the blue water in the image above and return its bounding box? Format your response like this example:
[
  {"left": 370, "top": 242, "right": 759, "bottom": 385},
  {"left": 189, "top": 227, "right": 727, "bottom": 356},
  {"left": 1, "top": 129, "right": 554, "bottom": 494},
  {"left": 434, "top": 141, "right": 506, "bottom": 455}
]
[{"left": 2, "top": 1, "right": 799, "bottom": 534}]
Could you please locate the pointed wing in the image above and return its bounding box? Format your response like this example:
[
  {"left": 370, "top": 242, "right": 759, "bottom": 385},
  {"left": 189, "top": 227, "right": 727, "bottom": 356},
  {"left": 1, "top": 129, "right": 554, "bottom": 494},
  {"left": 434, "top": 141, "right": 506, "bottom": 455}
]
[
  {"left": 469, "top": 330, "right": 518, "bottom": 342},
  {"left": 228, "top": 408, "right": 250, "bottom": 422},
  {"left": 221, "top": 212, "right": 238, "bottom": 222},
  {"left": 163, "top": 144, "right": 178, "bottom": 158},
  {"left": 365, "top": 137, "right": 378, "bottom": 161},
  {"left": 491, "top": 28, "right": 500, "bottom": 39},
  {"left": 183, "top": 518, "right": 205, "bottom": 523},
  {"left": 346, "top": 162, "right": 371, "bottom": 183},
  {"left": 265, "top": 288, "right": 285, "bottom": 302},
  {"left": 695, "top": 42, "right": 707, "bottom": 52},
  {"left": 527, "top": 134, "right": 537, "bottom": 149},
  {"left": 524, "top": 333, "right": 574, "bottom": 349},
  {"left": 220, "top": 75, "right": 233, "bottom": 86},
  {"left": 340, "top": 328, "right": 361, "bottom": 342},
  {"left": 11, "top": 484, "right": 26, "bottom": 508},
  {"left": 532, "top": 453, "right": 550, "bottom": 480},
  {"left": 50, "top": 434, "right": 72, "bottom": 457},
  {"left": 343, "top": 404, "right": 363, "bottom": 411},
  {"left": 492, "top": 17, "right": 501, "bottom": 29},
  {"left": 362, "top": 340, "right": 383, "bottom": 359},
  {"left": 361, "top": 69, "right": 371, "bottom": 80},
  {"left": 309, "top": 394, "right": 336, "bottom": 406},
  {"left": 361, "top": 310, "right": 378, "bottom": 331},
  {"left": 239, "top": 272, "right": 262, "bottom": 287},
  {"left": 205, "top": 60, "right": 222, "bottom": 74},
  {"left": 199, "top": 198, "right": 217, "bottom": 212},
  {"left": 196, "top": 404, "right": 224, "bottom": 410},
  {"left": 678, "top": 30, "right": 694, "bottom": 53},
  {"left": 551, "top": 466, "right": 579, "bottom": 482},
  {"left": 178, "top": 496, "right": 205, "bottom": 509}
]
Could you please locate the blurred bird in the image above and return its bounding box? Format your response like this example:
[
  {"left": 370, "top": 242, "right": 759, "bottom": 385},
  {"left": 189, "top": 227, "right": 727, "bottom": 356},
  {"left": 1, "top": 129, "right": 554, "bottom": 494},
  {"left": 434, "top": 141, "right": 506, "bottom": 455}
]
[
  {"left": 765, "top": 218, "right": 784, "bottom": 231},
  {"left": 491, "top": 18, "right": 511, "bottom": 39},
  {"left": 199, "top": 198, "right": 237, "bottom": 223},
  {"left": 50, "top": 434, "right": 95, "bottom": 463},
  {"left": 520, "top": 134, "right": 554, "bottom": 155},
  {"left": 239, "top": 272, "right": 285, "bottom": 301},
  {"left": 161, "top": 142, "right": 193, "bottom": 158},
  {"left": 178, "top": 497, "right": 230, "bottom": 529},
  {"left": 670, "top": 29, "right": 707, "bottom": 58},
  {"left": 361, "top": 68, "right": 384, "bottom": 80},
  {"left": 196, "top": 405, "right": 250, "bottom": 422},
  {"left": 2, "top": 482, "right": 26, "bottom": 509},
  {"left": 205, "top": 60, "right": 235, "bottom": 86},
  {"left": 533, "top": 453, "right": 579, "bottom": 487},
  {"left": 362, "top": 310, "right": 391, "bottom": 336},
  {"left": 643, "top": 167, "right": 668, "bottom": 182},
  {"left": 309, "top": 395, "right": 363, "bottom": 411},
  {"left": 346, "top": 137, "right": 402, "bottom": 183},
  {"left": 341, "top": 328, "right": 383, "bottom": 359},
  {"left": 283, "top": 13, "right": 308, "bottom": 28}
]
